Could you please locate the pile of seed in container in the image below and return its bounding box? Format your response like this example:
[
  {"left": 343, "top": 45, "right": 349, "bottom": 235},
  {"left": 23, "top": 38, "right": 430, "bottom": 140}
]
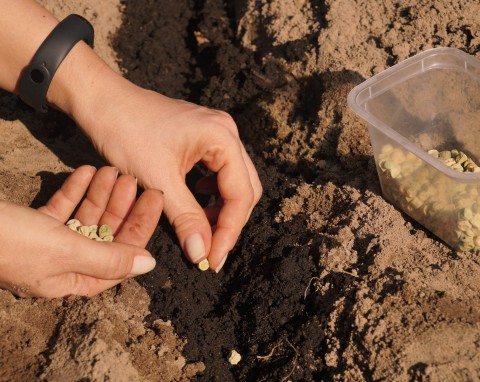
[
  {"left": 377, "top": 144, "right": 480, "bottom": 252},
  {"left": 66, "top": 219, "right": 114, "bottom": 242},
  {"left": 427, "top": 149, "right": 480, "bottom": 173}
]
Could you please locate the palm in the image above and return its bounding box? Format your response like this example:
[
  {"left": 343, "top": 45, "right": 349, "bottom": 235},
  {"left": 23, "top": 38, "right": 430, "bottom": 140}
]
[{"left": 32, "top": 165, "right": 162, "bottom": 297}]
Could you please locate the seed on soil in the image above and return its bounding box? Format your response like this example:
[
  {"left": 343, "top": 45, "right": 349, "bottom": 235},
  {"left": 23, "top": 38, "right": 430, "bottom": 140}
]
[
  {"left": 228, "top": 349, "right": 241, "bottom": 365},
  {"left": 198, "top": 259, "right": 210, "bottom": 271}
]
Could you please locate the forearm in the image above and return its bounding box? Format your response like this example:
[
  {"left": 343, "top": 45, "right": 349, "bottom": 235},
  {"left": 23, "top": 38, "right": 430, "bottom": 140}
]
[
  {"left": 0, "top": 0, "right": 57, "bottom": 93},
  {"left": 0, "top": 0, "right": 128, "bottom": 129}
]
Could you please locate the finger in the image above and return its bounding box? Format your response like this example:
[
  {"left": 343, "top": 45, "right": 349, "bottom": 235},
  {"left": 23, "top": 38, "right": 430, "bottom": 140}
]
[
  {"left": 71, "top": 276, "right": 124, "bottom": 297},
  {"left": 240, "top": 144, "right": 263, "bottom": 222},
  {"left": 38, "top": 165, "right": 96, "bottom": 221},
  {"left": 203, "top": 204, "right": 221, "bottom": 225},
  {"left": 67, "top": 234, "right": 156, "bottom": 280},
  {"left": 114, "top": 189, "right": 164, "bottom": 247},
  {"left": 75, "top": 166, "right": 118, "bottom": 225},
  {"left": 162, "top": 178, "right": 212, "bottom": 264},
  {"left": 202, "top": 141, "right": 254, "bottom": 271},
  {"left": 98, "top": 174, "right": 137, "bottom": 234}
]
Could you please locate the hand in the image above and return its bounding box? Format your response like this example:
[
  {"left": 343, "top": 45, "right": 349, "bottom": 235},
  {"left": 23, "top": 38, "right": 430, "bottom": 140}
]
[
  {"left": 78, "top": 84, "right": 262, "bottom": 272},
  {"left": 0, "top": 166, "right": 163, "bottom": 298}
]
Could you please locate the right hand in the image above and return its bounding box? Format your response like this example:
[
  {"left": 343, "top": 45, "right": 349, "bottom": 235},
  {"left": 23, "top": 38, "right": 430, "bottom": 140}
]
[{"left": 0, "top": 165, "right": 163, "bottom": 298}]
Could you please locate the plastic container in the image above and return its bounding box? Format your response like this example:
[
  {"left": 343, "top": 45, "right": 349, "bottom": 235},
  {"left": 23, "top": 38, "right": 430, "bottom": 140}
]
[{"left": 348, "top": 47, "right": 480, "bottom": 252}]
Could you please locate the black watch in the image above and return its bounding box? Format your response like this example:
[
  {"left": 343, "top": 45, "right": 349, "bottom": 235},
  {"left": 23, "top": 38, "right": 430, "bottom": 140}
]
[{"left": 19, "top": 14, "right": 94, "bottom": 113}]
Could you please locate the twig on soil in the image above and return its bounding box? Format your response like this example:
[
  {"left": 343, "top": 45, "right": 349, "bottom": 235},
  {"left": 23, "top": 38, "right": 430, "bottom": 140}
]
[
  {"left": 256, "top": 338, "right": 300, "bottom": 382},
  {"left": 303, "top": 277, "right": 320, "bottom": 301},
  {"left": 256, "top": 341, "right": 282, "bottom": 361},
  {"left": 281, "top": 338, "right": 299, "bottom": 382},
  {"left": 337, "top": 269, "right": 358, "bottom": 278}
]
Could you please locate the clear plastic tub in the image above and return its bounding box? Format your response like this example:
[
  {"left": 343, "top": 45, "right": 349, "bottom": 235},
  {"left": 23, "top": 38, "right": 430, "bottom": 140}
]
[{"left": 348, "top": 47, "right": 480, "bottom": 252}]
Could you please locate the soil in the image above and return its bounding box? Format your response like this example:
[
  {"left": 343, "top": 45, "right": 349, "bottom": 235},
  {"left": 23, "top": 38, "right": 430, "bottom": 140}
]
[{"left": 2, "top": 0, "right": 480, "bottom": 381}]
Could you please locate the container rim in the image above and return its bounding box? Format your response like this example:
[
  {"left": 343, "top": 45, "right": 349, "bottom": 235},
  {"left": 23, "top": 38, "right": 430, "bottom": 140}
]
[{"left": 347, "top": 47, "right": 480, "bottom": 182}]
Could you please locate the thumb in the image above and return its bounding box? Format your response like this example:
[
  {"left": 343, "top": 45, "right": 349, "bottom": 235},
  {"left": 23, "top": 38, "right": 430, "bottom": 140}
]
[
  {"left": 69, "top": 237, "right": 156, "bottom": 280},
  {"left": 162, "top": 180, "right": 212, "bottom": 264}
]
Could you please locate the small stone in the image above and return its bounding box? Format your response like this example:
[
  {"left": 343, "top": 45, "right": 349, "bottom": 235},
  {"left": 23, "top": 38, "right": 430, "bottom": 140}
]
[
  {"left": 198, "top": 259, "right": 210, "bottom": 271},
  {"left": 228, "top": 349, "right": 241, "bottom": 365}
]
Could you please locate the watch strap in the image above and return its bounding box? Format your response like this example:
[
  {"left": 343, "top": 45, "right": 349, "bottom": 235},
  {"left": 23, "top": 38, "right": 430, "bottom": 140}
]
[{"left": 19, "top": 14, "right": 94, "bottom": 113}]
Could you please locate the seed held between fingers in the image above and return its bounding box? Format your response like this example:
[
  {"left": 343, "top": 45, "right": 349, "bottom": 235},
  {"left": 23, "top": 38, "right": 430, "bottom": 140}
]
[{"left": 198, "top": 258, "right": 210, "bottom": 271}]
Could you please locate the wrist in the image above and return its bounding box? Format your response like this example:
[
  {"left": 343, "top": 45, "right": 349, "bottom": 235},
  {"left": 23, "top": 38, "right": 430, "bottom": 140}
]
[
  {"left": 45, "top": 40, "right": 140, "bottom": 147},
  {"left": 46, "top": 41, "right": 111, "bottom": 118}
]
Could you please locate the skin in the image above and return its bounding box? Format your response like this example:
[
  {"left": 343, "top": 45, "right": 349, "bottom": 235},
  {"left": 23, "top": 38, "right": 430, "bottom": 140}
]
[
  {"left": 0, "top": 1, "right": 262, "bottom": 296},
  {"left": 0, "top": 166, "right": 163, "bottom": 298}
]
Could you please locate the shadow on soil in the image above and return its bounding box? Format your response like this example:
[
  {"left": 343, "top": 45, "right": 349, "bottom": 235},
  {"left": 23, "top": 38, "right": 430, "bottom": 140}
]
[{"left": 112, "top": 1, "right": 385, "bottom": 381}]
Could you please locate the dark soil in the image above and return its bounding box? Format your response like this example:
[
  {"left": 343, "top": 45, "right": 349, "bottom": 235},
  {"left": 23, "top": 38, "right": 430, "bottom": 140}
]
[
  {"left": 112, "top": 0, "right": 480, "bottom": 381},
  {"left": 111, "top": 0, "right": 384, "bottom": 379},
  {"left": 113, "top": 0, "right": 339, "bottom": 380}
]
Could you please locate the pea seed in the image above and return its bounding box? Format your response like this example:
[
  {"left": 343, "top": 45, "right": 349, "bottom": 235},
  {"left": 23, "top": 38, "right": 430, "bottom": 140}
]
[
  {"left": 465, "top": 161, "right": 476, "bottom": 172},
  {"left": 382, "top": 160, "right": 395, "bottom": 170},
  {"left": 451, "top": 163, "right": 464, "bottom": 172},
  {"left": 439, "top": 151, "right": 452, "bottom": 159},
  {"left": 98, "top": 224, "right": 113, "bottom": 239},
  {"left": 470, "top": 214, "right": 480, "bottom": 229},
  {"left": 391, "top": 149, "right": 406, "bottom": 163},
  {"left": 78, "top": 226, "right": 91, "bottom": 236},
  {"left": 389, "top": 167, "right": 401, "bottom": 178},
  {"left": 442, "top": 158, "right": 456, "bottom": 167},
  {"left": 455, "top": 152, "right": 468, "bottom": 164},
  {"left": 459, "top": 207, "right": 473, "bottom": 220},
  {"left": 66, "top": 219, "right": 82, "bottom": 230},
  {"left": 228, "top": 349, "right": 241, "bottom": 365},
  {"left": 198, "top": 259, "right": 210, "bottom": 271},
  {"left": 457, "top": 220, "right": 473, "bottom": 231},
  {"left": 102, "top": 235, "right": 114, "bottom": 242},
  {"left": 89, "top": 232, "right": 100, "bottom": 240}
]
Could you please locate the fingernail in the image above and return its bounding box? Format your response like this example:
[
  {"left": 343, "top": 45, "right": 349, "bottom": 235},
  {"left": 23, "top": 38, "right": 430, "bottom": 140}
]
[
  {"left": 215, "top": 255, "right": 228, "bottom": 273},
  {"left": 130, "top": 256, "right": 156, "bottom": 275},
  {"left": 185, "top": 233, "right": 205, "bottom": 263},
  {"left": 115, "top": 168, "right": 119, "bottom": 179}
]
